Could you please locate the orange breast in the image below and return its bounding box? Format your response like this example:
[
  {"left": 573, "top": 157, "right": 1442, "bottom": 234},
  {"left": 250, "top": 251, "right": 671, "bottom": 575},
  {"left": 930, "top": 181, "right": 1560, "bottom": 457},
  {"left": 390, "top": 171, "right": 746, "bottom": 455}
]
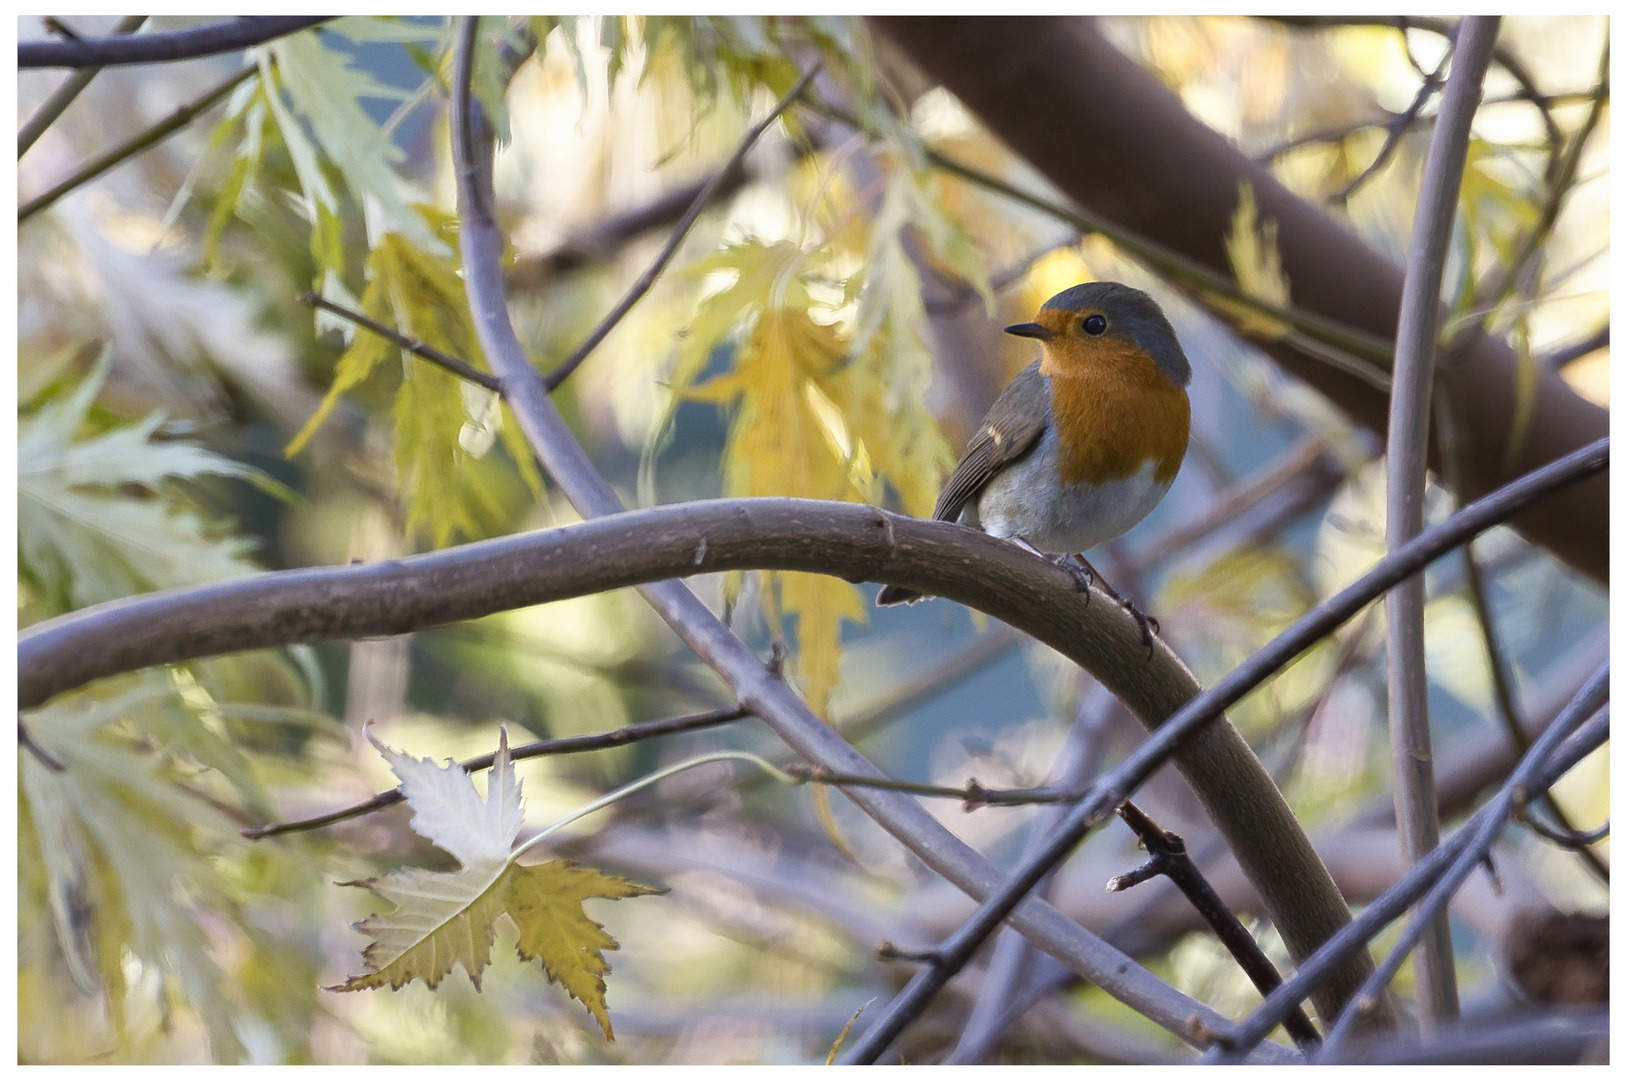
[{"left": 1042, "top": 339, "right": 1190, "bottom": 487}]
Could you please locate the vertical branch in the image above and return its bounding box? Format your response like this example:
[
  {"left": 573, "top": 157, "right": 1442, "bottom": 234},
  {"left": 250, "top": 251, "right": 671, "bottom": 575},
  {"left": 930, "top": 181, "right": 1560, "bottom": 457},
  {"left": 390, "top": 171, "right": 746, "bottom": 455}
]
[{"left": 1382, "top": 15, "right": 1499, "bottom": 1027}]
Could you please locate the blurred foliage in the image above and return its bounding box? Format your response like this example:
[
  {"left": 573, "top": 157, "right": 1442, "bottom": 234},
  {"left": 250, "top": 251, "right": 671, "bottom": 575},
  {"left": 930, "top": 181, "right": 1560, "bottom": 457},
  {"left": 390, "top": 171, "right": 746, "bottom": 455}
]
[{"left": 17, "top": 14, "right": 1608, "bottom": 1064}]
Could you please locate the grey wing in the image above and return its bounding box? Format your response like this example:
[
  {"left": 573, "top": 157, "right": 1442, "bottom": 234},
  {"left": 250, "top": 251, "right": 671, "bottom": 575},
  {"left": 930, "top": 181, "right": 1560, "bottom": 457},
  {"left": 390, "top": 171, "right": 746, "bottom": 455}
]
[{"left": 931, "top": 361, "right": 1049, "bottom": 523}]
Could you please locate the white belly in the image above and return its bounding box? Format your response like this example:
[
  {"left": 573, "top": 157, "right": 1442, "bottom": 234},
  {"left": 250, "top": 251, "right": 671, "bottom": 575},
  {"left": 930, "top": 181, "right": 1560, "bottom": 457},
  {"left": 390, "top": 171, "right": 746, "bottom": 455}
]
[{"left": 962, "top": 426, "right": 1172, "bottom": 553}]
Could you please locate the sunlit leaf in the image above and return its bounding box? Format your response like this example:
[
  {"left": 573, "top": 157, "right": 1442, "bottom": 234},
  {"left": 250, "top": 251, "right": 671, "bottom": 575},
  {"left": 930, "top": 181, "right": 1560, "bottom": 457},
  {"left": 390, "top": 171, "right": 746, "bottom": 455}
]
[
  {"left": 1219, "top": 180, "right": 1292, "bottom": 339},
  {"left": 286, "top": 230, "right": 542, "bottom": 546}
]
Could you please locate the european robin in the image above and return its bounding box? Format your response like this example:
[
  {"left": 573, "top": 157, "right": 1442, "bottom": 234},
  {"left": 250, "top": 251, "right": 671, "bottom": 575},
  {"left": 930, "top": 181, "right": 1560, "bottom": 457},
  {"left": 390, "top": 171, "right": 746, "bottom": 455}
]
[{"left": 876, "top": 281, "right": 1191, "bottom": 641}]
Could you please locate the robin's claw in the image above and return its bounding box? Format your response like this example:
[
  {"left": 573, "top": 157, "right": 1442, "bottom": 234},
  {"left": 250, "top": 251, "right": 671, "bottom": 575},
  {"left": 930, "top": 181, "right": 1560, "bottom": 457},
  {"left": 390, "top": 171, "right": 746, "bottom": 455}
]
[
  {"left": 1121, "top": 597, "right": 1159, "bottom": 660},
  {"left": 1054, "top": 552, "right": 1096, "bottom": 599}
]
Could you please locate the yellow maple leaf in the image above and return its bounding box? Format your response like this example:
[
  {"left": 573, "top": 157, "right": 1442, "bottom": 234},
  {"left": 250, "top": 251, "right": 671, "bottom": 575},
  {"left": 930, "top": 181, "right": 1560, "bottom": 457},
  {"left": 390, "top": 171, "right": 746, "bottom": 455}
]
[
  {"left": 508, "top": 860, "right": 661, "bottom": 1039},
  {"left": 331, "top": 728, "right": 658, "bottom": 1039}
]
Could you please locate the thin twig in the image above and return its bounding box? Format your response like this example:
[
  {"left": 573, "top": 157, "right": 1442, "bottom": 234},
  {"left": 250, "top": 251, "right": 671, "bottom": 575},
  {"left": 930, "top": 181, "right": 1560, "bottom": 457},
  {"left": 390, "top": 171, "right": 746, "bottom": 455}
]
[
  {"left": 18, "top": 15, "right": 147, "bottom": 157},
  {"left": 1110, "top": 801, "right": 1320, "bottom": 1050},
  {"left": 1332, "top": 48, "right": 1448, "bottom": 205},
  {"left": 1382, "top": 15, "right": 1497, "bottom": 1025},
  {"left": 1531, "top": 703, "right": 1609, "bottom": 794},
  {"left": 1267, "top": 16, "right": 1567, "bottom": 166},
  {"left": 1213, "top": 660, "right": 1608, "bottom": 1061},
  {"left": 19, "top": 64, "right": 257, "bottom": 222},
  {"left": 20, "top": 16, "right": 331, "bottom": 68},
  {"left": 40, "top": 17, "right": 85, "bottom": 41},
  {"left": 947, "top": 684, "right": 1115, "bottom": 1064},
  {"left": 18, "top": 721, "right": 66, "bottom": 772},
  {"left": 1319, "top": 1007, "right": 1608, "bottom": 1066},
  {"left": 1515, "top": 802, "right": 1609, "bottom": 849},
  {"left": 780, "top": 763, "right": 1067, "bottom": 806},
  {"left": 541, "top": 63, "right": 821, "bottom": 392},
  {"left": 297, "top": 291, "right": 502, "bottom": 393},
  {"left": 838, "top": 435, "right": 1604, "bottom": 1063},
  {"left": 920, "top": 234, "right": 1080, "bottom": 315},
  {"left": 242, "top": 702, "right": 753, "bottom": 839},
  {"left": 1256, "top": 90, "right": 1598, "bottom": 164},
  {"left": 1468, "top": 40, "right": 1610, "bottom": 332},
  {"left": 1434, "top": 380, "right": 1608, "bottom": 884}
]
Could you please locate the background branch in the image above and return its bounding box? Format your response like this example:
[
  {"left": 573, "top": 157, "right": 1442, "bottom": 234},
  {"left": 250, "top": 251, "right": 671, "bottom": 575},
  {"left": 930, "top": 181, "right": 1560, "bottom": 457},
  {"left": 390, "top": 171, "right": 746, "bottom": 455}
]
[
  {"left": 17, "top": 15, "right": 147, "bottom": 156},
  {"left": 870, "top": 16, "right": 1608, "bottom": 584},
  {"left": 19, "top": 64, "right": 257, "bottom": 222},
  {"left": 19, "top": 16, "right": 332, "bottom": 68}
]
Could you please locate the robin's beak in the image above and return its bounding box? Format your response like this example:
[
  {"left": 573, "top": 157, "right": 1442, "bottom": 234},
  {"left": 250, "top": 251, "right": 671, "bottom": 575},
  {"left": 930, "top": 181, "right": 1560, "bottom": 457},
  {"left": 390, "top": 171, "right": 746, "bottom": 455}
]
[{"left": 1004, "top": 322, "right": 1055, "bottom": 340}]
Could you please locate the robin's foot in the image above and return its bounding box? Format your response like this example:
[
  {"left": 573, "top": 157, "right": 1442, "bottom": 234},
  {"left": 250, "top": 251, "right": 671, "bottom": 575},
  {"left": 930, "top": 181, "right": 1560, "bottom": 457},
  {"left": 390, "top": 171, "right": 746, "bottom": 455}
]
[
  {"left": 1122, "top": 597, "right": 1160, "bottom": 659},
  {"left": 1055, "top": 552, "right": 1096, "bottom": 597}
]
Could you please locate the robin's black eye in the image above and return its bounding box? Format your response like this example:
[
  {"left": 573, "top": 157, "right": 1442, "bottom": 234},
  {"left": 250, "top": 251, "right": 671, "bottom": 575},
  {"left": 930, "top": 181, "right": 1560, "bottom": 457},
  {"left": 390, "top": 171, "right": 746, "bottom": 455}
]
[{"left": 1083, "top": 314, "right": 1107, "bottom": 335}]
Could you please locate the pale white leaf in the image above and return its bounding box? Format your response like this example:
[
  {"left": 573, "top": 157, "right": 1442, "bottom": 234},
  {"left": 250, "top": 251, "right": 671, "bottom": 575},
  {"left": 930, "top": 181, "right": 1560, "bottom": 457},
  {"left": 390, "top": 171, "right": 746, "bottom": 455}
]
[{"left": 366, "top": 726, "right": 524, "bottom": 868}]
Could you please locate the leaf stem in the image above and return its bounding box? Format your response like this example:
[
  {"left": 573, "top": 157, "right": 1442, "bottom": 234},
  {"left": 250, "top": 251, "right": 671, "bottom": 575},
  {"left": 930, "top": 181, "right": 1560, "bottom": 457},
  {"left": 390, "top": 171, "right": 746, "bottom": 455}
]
[{"left": 510, "top": 751, "right": 798, "bottom": 862}]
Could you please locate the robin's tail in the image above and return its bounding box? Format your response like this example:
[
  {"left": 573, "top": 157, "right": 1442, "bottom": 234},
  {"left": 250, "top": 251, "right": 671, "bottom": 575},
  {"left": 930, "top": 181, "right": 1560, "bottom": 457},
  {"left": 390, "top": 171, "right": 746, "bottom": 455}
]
[{"left": 875, "top": 584, "right": 926, "bottom": 607}]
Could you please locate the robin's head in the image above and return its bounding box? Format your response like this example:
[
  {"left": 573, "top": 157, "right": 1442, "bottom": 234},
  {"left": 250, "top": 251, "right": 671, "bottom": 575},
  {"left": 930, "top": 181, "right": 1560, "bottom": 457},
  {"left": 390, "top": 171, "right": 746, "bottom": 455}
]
[{"left": 1005, "top": 281, "right": 1190, "bottom": 387}]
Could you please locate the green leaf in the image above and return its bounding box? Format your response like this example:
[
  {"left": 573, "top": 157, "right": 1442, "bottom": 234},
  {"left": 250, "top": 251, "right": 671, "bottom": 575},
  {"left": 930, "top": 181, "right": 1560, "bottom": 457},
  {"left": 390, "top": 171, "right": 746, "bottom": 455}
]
[
  {"left": 20, "top": 680, "right": 257, "bottom": 1061},
  {"left": 19, "top": 353, "right": 268, "bottom": 611}
]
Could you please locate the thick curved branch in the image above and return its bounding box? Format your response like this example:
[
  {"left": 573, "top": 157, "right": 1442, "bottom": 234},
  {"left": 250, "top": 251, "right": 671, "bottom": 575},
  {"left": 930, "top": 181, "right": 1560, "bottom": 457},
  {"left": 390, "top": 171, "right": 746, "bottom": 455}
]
[
  {"left": 870, "top": 17, "right": 1608, "bottom": 585},
  {"left": 21, "top": 435, "right": 1602, "bottom": 1042},
  {"left": 19, "top": 16, "right": 331, "bottom": 68},
  {"left": 447, "top": 20, "right": 1248, "bottom": 1050}
]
